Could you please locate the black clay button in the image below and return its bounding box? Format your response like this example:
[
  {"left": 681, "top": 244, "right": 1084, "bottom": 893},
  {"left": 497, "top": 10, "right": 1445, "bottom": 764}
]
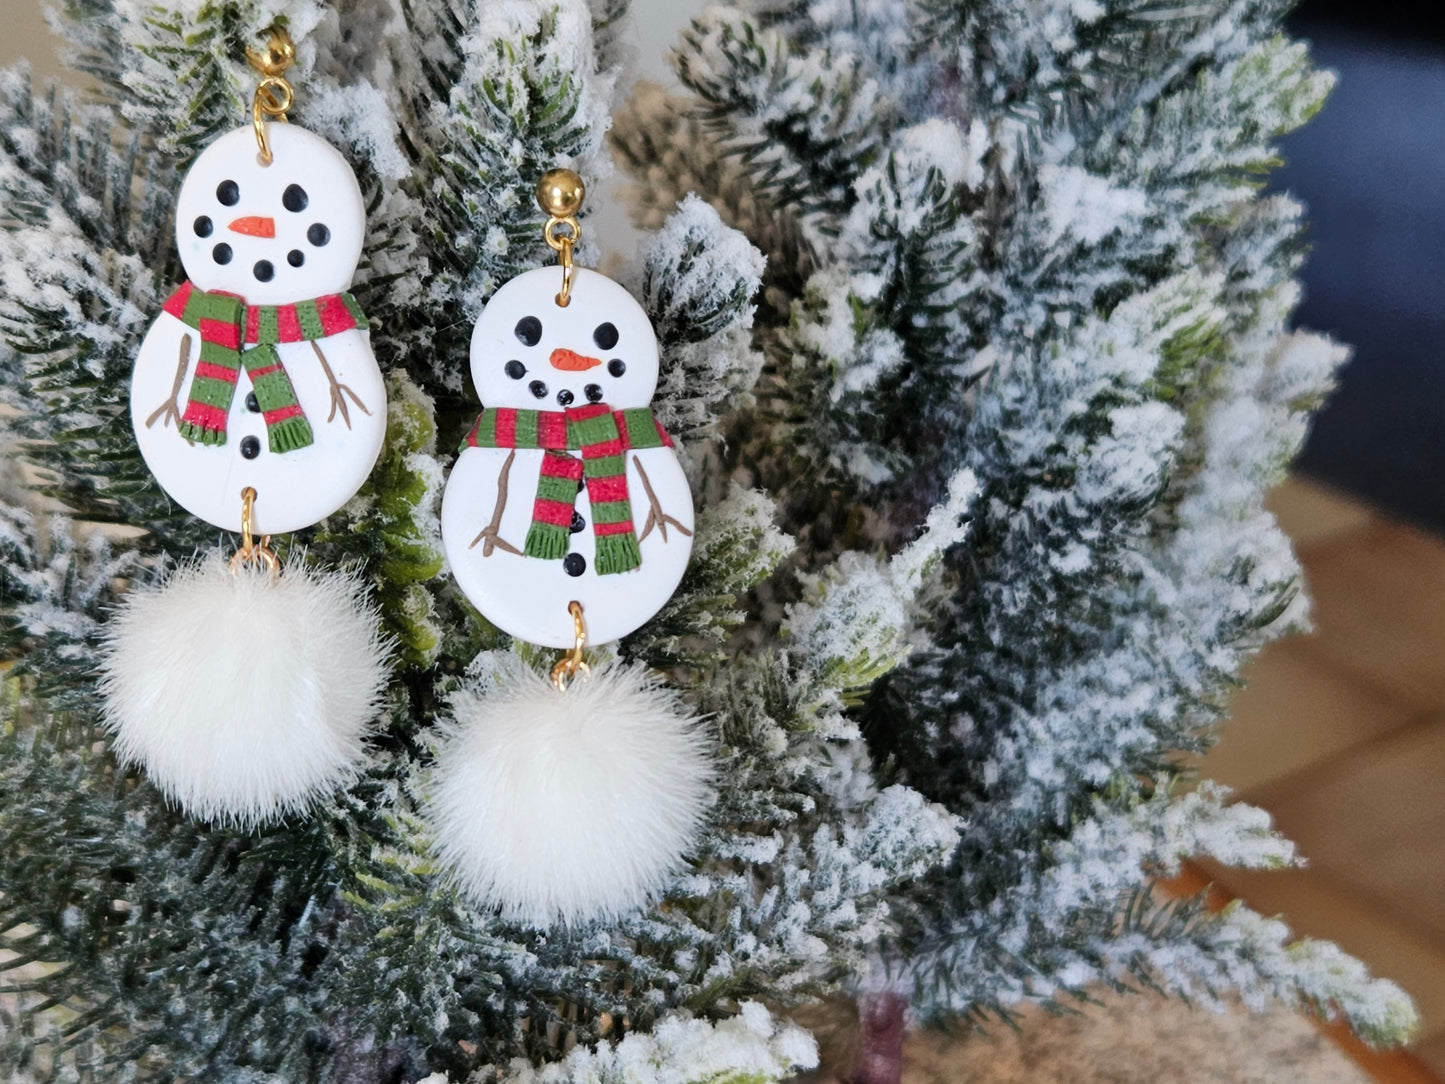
[
  {"left": 217, "top": 180, "right": 240, "bottom": 206},
  {"left": 287, "top": 249, "right": 305, "bottom": 268},
  {"left": 607, "top": 358, "right": 626, "bottom": 378},
  {"left": 515, "top": 316, "right": 542, "bottom": 347},
  {"left": 194, "top": 215, "right": 213, "bottom": 237},
  {"left": 213, "top": 243, "right": 233, "bottom": 265},
  {"left": 584, "top": 383, "right": 603, "bottom": 403},
  {"left": 504, "top": 360, "right": 526, "bottom": 379},
  {"left": 282, "top": 184, "right": 309, "bottom": 213},
  {"left": 555, "top": 389, "right": 574, "bottom": 407},
  {"left": 245, "top": 392, "right": 260, "bottom": 413},
  {"left": 239, "top": 435, "right": 261, "bottom": 459},
  {"left": 570, "top": 511, "right": 585, "bottom": 533},
  {"left": 307, "top": 223, "right": 330, "bottom": 247},
  {"left": 528, "top": 380, "right": 548, "bottom": 399},
  {"left": 563, "top": 553, "right": 586, "bottom": 577},
  {"left": 593, "top": 322, "right": 619, "bottom": 350},
  {"left": 253, "top": 260, "right": 275, "bottom": 283}
]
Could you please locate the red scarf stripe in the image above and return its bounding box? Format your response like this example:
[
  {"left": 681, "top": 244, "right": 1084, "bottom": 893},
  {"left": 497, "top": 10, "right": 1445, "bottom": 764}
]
[
  {"left": 194, "top": 361, "right": 240, "bottom": 384},
  {"left": 582, "top": 436, "right": 625, "bottom": 458},
  {"left": 540, "top": 453, "right": 585, "bottom": 480},
  {"left": 263, "top": 404, "right": 304, "bottom": 426},
  {"left": 163, "top": 281, "right": 196, "bottom": 319},
  {"left": 570, "top": 403, "right": 611, "bottom": 421},
  {"left": 318, "top": 295, "right": 355, "bottom": 336},
  {"left": 247, "top": 362, "right": 284, "bottom": 380},
  {"left": 494, "top": 408, "right": 517, "bottom": 446},
  {"left": 538, "top": 412, "right": 569, "bottom": 446},
  {"left": 181, "top": 401, "right": 228, "bottom": 430},
  {"left": 653, "top": 418, "right": 672, "bottom": 447},
  {"left": 533, "top": 497, "right": 576, "bottom": 527},
  {"left": 588, "top": 476, "right": 628, "bottom": 503},
  {"left": 244, "top": 307, "right": 260, "bottom": 342},
  {"left": 200, "top": 318, "right": 241, "bottom": 350},
  {"left": 277, "top": 307, "right": 303, "bottom": 342},
  {"left": 593, "top": 519, "right": 635, "bottom": 537}
]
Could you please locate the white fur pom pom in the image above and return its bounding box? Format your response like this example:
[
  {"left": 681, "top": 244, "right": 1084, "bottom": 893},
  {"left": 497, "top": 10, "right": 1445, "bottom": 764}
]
[
  {"left": 99, "top": 554, "right": 389, "bottom": 826},
  {"left": 428, "top": 659, "right": 714, "bottom": 925}
]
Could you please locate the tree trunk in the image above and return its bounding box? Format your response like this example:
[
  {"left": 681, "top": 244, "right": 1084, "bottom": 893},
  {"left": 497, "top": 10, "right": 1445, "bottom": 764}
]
[{"left": 844, "top": 992, "right": 907, "bottom": 1084}]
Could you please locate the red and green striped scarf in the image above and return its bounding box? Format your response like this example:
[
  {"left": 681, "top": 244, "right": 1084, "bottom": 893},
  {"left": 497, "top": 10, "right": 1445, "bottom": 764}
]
[
  {"left": 463, "top": 404, "right": 674, "bottom": 574},
  {"left": 161, "top": 281, "right": 369, "bottom": 453}
]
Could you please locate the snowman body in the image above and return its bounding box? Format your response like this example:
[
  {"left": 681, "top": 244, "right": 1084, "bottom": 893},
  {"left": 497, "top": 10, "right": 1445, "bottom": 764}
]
[
  {"left": 130, "top": 124, "right": 385, "bottom": 534},
  {"left": 441, "top": 268, "right": 693, "bottom": 648}
]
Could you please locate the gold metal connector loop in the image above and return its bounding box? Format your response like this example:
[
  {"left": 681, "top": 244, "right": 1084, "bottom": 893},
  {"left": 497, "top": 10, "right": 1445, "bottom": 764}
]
[
  {"left": 536, "top": 169, "right": 585, "bottom": 308},
  {"left": 246, "top": 27, "right": 296, "bottom": 166},
  {"left": 550, "top": 600, "right": 590, "bottom": 692},
  {"left": 230, "top": 486, "right": 280, "bottom": 576}
]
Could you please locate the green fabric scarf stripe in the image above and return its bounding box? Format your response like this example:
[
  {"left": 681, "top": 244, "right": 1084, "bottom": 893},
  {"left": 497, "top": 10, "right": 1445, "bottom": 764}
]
[
  {"left": 296, "top": 299, "right": 325, "bottom": 340},
  {"left": 617, "top": 408, "right": 669, "bottom": 449}
]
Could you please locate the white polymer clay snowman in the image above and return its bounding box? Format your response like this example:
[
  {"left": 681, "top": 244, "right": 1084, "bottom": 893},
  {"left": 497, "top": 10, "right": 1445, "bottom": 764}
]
[
  {"left": 129, "top": 124, "right": 386, "bottom": 534},
  {"left": 441, "top": 267, "right": 694, "bottom": 648}
]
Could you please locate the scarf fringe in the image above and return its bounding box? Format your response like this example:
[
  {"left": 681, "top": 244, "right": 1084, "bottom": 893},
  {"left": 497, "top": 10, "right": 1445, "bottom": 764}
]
[
  {"left": 179, "top": 421, "right": 225, "bottom": 446},
  {"left": 595, "top": 534, "right": 642, "bottom": 576},
  {"left": 267, "top": 417, "right": 316, "bottom": 455},
  {"left": 525, "top": 522, "right": 572, "bottom": 561}
]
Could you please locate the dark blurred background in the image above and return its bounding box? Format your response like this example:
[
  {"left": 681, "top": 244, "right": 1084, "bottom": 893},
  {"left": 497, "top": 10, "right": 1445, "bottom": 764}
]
[{"left": 1282, "top": 3, "right": 1445, "bottom": 530}]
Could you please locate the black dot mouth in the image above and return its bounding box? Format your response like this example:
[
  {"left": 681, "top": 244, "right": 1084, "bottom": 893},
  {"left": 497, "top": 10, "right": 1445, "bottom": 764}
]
[
  {"left": 528, "top": 380, "right": 549, "bottom": 399},
  {"left": 505, "top": 360, "right": 526, "bottom": 380},
  {"left": 584, "top": 383, "right": 604, "bottom": 403},
  {"left": 253, "top": 260, "right": 275, "bottom": 283},
  {"left": 287, "top": 249, "right": 305, "bottom": 268}
]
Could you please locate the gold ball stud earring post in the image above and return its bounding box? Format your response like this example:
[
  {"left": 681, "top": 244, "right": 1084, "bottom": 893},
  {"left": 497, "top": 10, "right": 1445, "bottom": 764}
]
[
  {"left": 246, "top": 27, "right": 297, "bottom": 78},
  {"left": 536, "top": 169, "right": 585, "bottom": 219}
]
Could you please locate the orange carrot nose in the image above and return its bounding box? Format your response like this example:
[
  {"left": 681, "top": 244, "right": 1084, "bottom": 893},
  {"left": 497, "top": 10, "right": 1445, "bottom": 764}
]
[
  {"left": 228, "top": 216, "right": 276, "bottom": 238},
  {"left": 549, "top": 348, "right": 602, "bottom": 371}
]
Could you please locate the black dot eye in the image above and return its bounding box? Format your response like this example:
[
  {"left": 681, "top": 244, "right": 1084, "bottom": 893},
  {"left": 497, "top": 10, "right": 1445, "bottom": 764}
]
[
  {"left": 282, "top": 184, "right": 309, "bottom": 213},
  {"left": 515, "top": 316, "right": 542, "bottom": 347},
  {"left": 528, "top": 380, "right": 548, "bottom": 399},
  {"left": 217, "top": 180, "right": 240, "bottom": 206},
  {"left": 212, "top": 243, "right": 233, "bottom": 265},
  {"left": 194, "top": 216, "right": 213, "bottom": 238},
  {"left": 556, "top": 389, "right": 574, "bottom": 407},
  {"left": 253, "top": 260, "right": 275, "bottom": 283},
  {"left": 504, "top": 360, "right": 526, "bottom": 379},
  {"left": 307, "top": 223, "right": 330, "bottom": 247},
  {"left": 593, "top": 322, "right": 619, "bottom": 350},
  {"left": 584, "top": 383, "right": 603, "bottom": 403},
  {"left": 287, "top": 249, "right": 305, "bottom": 268},
  {"left": 607, "top": 358, "right": 626, "bottom": 378}
]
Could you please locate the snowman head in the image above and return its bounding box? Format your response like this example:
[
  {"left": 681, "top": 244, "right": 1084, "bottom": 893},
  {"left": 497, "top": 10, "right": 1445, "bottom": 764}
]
[
  {"left": 470, "top": 268, "right": 660, "bottom": 412},
  {"left": 174, "top": 124, "right": 365, "bottom": 306}
]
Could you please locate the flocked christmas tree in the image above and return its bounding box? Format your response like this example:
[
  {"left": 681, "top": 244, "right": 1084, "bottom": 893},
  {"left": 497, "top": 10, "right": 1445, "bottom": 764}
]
[{"left": 0, "top": 0, "right": 1420, "bottom": 1080}]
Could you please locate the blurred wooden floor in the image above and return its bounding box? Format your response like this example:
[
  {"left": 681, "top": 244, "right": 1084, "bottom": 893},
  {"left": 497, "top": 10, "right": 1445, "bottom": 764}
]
[{"left": 1199, "top": 476, "right": 1445, "bottom": 1078}]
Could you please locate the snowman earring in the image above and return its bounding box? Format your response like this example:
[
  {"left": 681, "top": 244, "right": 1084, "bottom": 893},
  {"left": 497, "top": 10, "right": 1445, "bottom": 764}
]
[
  {"left": 432, "top": 172, "right": 713, "bottom": 925},
  {"left": 99, "top": 28, "right": 389, "bottom": 827}
]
